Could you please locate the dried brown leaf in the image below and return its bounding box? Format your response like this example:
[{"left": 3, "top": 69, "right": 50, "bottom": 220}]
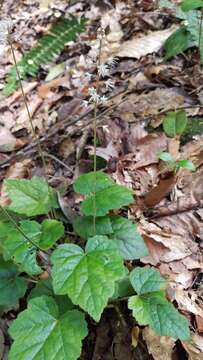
[
  {"left": 143, "top": 327, "right": 175, "bottom": 360},
  {"left": 143, "top": 176, "right": 175, "bottom": 207},
  {"left": 13, "top": 95, "right": 43, "bottom": 132},
  {"left": 116, "top": 27, "right": 177, "bottom": 59},
  {"left": 182, "top": 334, "right": 203, "bottom": 360},
  {"left": 115, "top": 88, "right": 185, "bottom": 122}
]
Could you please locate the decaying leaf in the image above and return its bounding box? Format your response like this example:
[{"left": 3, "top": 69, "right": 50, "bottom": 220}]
[
  {"left": 139, "top": 213, "right": 200, "bottom": 264},
  {"left": 143, "top": 327, "right": 175, "bottom": 360},
  {"left": 183, "top": 334, "right": 203, "bottom": 360},
  {"left": 114, "top": 88, "right": 186, "bottom": 122},
  {"left": 116, "top": 27, "right": 178, "bottom": 59},
  {"left": 13, "top": 95, "right": 43, "bottom": 132}
]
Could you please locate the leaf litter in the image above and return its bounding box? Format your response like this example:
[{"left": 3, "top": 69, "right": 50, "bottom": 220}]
[{"left": 0, "top": 0, "right": 203, "bottom": 359}]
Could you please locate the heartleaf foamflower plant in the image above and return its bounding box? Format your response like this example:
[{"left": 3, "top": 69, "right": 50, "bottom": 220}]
[{"left": 0, "top": 172, "right": 190, "bottom": 360}]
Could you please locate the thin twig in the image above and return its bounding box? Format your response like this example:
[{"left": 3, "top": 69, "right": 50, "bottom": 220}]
[{"left": 43, "top": 151, "right": 74, "bottom": 173}]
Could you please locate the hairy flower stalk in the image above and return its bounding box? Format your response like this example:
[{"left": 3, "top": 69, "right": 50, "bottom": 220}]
[{"left": 82, "top": 30, "right": 117, "bottom": 233}]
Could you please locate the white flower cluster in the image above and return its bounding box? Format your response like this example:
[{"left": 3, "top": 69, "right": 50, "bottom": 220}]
[
  {"left": 83, "top": 87, "right": 108, "bottom": 107},
  {"left": 82, "top": 27, "right": 119, "bottom": 109},
  {"left": 83, "top": 55, "right": 118, "bottom": 108}
]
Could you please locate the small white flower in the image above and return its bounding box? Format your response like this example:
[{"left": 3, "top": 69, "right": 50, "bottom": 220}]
[
  {"left": 89, "top": 87, "right": 100, "bottom": 103},
  {"left": 108, "top": 57, "right": 118, "bottom": 68},
  {"left": 84, "top": 72, "right": 92, "bottom": 81},
  {"left": 83, "top": 100, "right": 89, "bottom": 108},
  {"left": 100, "top": 95, "right": 108, "bottom": 105},
  {"left": 97, "top": 63, "right": 110, "bottom": 78},
  {"left": 105, "top": 78, "right": 115, "bottom": 91}
]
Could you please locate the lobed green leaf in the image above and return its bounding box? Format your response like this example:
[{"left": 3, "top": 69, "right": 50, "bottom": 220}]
[
  {"left": 0, "top": 256, "right": 27, "bottom": 306},
  {"left": 74, "top": 171, "right": 114, "bottom": 195},
  {"left": 128, "top": 291, "right": 190, "bottom": 340},
  {"left": 29, "top": 278, "right": 74, "bottom": 315},
  {"left": 129, "top": 267, "right": 166, "bottom": 295},
  {"left": 81, "top": 185, "right": 133, "bottom": 217},
  {"left": 0, "top": 221, "right": 42, "bottom": 276},
  {"left": 51, "top": 236, "right": 125, "bottom": 321},
  {"left": 4, "top": 176, "right": 58, "bottom": 216},
  {"left": 39, "top": 219, "right": 64, "bottom": 250},
  {"left": 73, "top": 215, "right": 113, "bottom": 239},
  {"left": 128, "top": 267, "right": 190, "bottom": 340},
  {"left": 109, "top": 216, "right": 148, "bottom": 260},
  {"left": 9, "top": 296, "right": 88, "bottom": 360}
]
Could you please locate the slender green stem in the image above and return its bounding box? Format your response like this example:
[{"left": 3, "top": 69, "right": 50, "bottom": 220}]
[
  {"left": 199, "top": 9, "right": 203, "bottom": 52},
  {"left": 8, "top": 35, "right": 55, "bottom": 219},
  {"left": 93, "top": 33, "right": 103, "bottom": 235}
]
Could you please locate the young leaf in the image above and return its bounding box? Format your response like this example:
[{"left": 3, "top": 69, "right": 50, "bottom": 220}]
[
  {"left": 0, "top": 256, "right": 27, "bottom": 306},
  {"left": 158, "top": 151, "right": 174, "bottom": 162},
  {"left": 177, "top": 159, "right": 196, "bottom": 171},
  {"left": 74, "top": 171, "right": 114, "bottom": 195},
  {"left": 51, "top": 236, "right": 125, "bottom": 321},
  {"left": 163, "top": 111, "right": 188, "bottom": 137},
  {"left": 81, "top": 185, "right": 133, "bottom": 217},
  {"left": 109, "top": 216, "right": 148, "bottom": 260},
  {"left": 129, "top": 267, "right": 166, "bottom": 295},
  {"left": 128, "top": 291, "right": 190, "bottom": 340},
  {"left": 73, "top": 216, "right": 113, "bottom": 239},
  {"left": 45, "top": 62, "right": 65, "bottom": 82},
  {"left": 39, "top": 219, "right": 64, "bottom": 250},
  {"left": 74, "top": 171, "right": 133, "bottom": 217},
  {"left": 181, "top": 0, "right": 203, "bottom": 11},
  {"left": 4, "top": 176, "right": 58, "bottom": 216},
  {"left": 164, "top": 27, "right": 195, "bottom": 60},
  {"left": 9, "top": 296, "right": 88, "bottom": 360},
  {"left": 0, "top": 221, "right": 42, "bottom": 276}
]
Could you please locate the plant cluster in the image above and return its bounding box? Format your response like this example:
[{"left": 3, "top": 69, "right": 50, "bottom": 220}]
[
  {"left": 159, "top": 109, "right": 196, "bottom": 172},
  {"left": 160, "top": 0, "right": 203, "bottom": 61},
  {"left": 0, "top": 172, "right": 190, "bottom": 360}
]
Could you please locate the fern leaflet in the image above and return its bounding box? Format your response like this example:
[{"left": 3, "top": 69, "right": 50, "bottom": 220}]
[{"left": 3, "top": 16, "right": 86, "bottom": 96}]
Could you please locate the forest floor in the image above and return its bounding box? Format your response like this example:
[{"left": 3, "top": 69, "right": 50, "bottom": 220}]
[{"left": 0, "top": 0, "right": 203, "bottom": 359}]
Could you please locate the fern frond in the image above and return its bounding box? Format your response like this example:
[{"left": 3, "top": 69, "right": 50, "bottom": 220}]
[{"left": 3, "top": 16, "right": 86, "bottom": 96}]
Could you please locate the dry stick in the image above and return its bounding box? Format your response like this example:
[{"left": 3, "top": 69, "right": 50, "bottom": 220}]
[
  {"left": 148, "top": 199, "right": 203, "bottom": 219},
  {"left": 43, "top": 151, "right": 74, "bottom": 174}
]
